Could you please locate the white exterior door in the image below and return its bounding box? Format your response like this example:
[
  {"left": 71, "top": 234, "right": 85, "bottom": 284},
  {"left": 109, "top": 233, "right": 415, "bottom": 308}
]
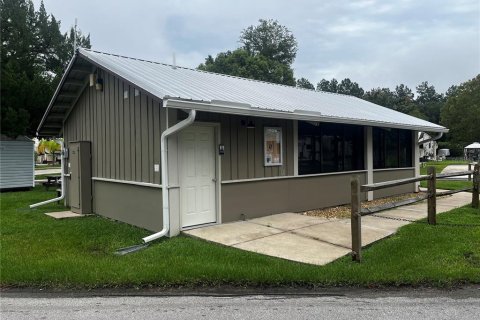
[{"left": 179, "top": 125, "right": 217, "bottom": 228}]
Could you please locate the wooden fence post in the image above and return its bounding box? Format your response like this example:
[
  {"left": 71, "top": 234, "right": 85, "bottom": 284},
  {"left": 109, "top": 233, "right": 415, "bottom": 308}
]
[
  {"left": 468, "top": 163, "right": 472, "bottom": 182},
  {"left": 351, "top": 176, "right": 362, "bottom": 262},
  {"left": 473, "top": 164, "right": 479, "bottom": 209},
  {"left": 427, "top": 166, "right": 436, "bottom": 225}
]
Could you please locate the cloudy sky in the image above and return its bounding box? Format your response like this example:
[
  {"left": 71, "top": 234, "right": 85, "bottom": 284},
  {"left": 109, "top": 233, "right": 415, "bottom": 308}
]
[{"left": 34, "top": 0, "right": 479, "bottom": 93}]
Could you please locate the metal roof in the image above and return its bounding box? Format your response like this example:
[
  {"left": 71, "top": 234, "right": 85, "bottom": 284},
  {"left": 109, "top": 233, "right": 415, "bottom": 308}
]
[{"left": 38, "top": 48, "right": 448, "bottom": 135}]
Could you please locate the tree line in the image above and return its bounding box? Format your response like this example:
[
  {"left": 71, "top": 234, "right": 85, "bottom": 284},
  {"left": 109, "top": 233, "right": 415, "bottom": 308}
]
[
  {"left": 1, "top": 0, "right": 90, "bottom": 137},
  {"left": 198, "top": 19, "right": 479, "bottom": 156}
]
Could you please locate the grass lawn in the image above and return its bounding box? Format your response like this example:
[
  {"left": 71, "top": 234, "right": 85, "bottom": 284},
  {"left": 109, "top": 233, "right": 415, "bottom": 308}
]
[
  {"left": 420, "top": 160, "right": 473, "bottom": 190},
  {"left": 1, "top": 187, "right": 479, "bottom": 289}
]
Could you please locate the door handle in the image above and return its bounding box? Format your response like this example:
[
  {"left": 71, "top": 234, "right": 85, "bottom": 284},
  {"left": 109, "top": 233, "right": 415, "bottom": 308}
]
[{"left": 212, "top": 178, "right": 217, "bottom": 182}]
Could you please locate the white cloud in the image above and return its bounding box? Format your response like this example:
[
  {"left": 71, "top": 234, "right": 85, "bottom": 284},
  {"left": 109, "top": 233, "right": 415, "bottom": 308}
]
[{"left": 34, "top": 0, "right": 479, "bottom": 92}]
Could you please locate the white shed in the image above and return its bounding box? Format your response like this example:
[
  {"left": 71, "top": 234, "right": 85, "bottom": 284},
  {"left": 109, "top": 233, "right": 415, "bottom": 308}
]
[
  {"left": 464, "top": 142, "right": 480, "bottom": 162},
  {"left": 0, "top": 135, "right": 35, "bottom": 190}
]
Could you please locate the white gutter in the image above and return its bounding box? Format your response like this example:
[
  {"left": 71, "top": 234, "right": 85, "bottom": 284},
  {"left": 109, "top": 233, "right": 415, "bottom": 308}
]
[
  {"left": 30, "top": 141, "right": 65, "bottom": 208},
  {"left": 142, "top": 107, "right": 196, "bottom": 243},
  {"left": 165, "top": 99, "right": 449, "bottom": 133}
]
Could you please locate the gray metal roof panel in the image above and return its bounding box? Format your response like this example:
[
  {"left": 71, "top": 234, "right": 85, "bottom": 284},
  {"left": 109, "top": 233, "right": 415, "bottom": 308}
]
[{"left": 75, "top": 48, "right": 447, "bottom": 132}]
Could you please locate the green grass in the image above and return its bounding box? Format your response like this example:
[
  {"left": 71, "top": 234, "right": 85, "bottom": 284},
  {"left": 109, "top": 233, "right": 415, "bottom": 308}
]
[
  {"left": 1, "top": 187, "right": 479, "bottom": 288},
  {"left": 420, "top": 179, "right": 473, "bottom": 190},
  {"left": 419, "top": 160, "right": 469, "bottom": 176},
  {"left": 419, "top": 160, "right": 473, "bottom": 190}
]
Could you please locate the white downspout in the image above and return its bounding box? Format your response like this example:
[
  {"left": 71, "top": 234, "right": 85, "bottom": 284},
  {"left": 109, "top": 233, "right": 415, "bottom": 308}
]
[
  {"left": 142, "top": 108, "right": 196, "bottom": 243},
  {"left": 30, "top": 141, "right": 65, "bottom": 208}
]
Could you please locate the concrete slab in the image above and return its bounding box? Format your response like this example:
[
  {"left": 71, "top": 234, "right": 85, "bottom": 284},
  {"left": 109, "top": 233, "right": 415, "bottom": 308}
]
[
  {"left": 233, "top": 232, "right": 351, "bottom": 265},
  {"left": 185, "top": 221, "right": 282, "bottom": 246},
  {"left": 248, "top": 212, "right": 332, "bottom": 231},
  {"left": 376, "top": 208, "right": 427, "bottom": 221},
  {"left": 184, "top": 192, "right": 473, "bottom": 266},
  {"left": 292, "top": 220, "right": 392, "bottom": 248},
  {"left": 44, "top": 211, "right": 85, "bottom": 219},
  {"left": 362, "top": 216, "right": 411, "bottom": 232},
  {"left": 441, "top": 165, "right": 470, "bottom": 180}
]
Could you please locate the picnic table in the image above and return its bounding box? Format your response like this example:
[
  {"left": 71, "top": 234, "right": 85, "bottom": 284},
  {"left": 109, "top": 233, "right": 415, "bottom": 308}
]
[{"left": 43, "top": 175, "right": 61, "bottom": 190}]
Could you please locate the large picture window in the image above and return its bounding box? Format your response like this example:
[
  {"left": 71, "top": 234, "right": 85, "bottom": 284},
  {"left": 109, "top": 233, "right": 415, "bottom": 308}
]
[
  {"left": 298, "top": 122, "right": 364, "bottom": 175},
  {"left": 373, "top": 127, "right": 412, "bottom": 169},
  {"left": 264, "top": 127, "right": 283, "bottom": 166}
]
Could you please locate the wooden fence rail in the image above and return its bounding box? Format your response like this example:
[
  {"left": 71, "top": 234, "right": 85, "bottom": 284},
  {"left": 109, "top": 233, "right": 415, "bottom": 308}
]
[{"left": 351, "top": 163, "right": 479, "bottom": 262}]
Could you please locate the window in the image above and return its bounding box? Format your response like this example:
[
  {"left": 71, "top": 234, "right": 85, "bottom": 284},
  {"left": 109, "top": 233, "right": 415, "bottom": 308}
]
[
  {"left": 264, "top": 127, "right": 282, "bottom": 166},
  {"left": 373, "top": 127, "right": 412, "bottom": 169},
  {"left": 298, "top": 122, "right": 364, "bottom": 175}
]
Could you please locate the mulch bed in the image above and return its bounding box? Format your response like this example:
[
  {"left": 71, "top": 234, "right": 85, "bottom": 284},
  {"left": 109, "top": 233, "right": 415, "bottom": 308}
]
[{"left": 301, "top": 192, "right": 427, "bottom": 219}]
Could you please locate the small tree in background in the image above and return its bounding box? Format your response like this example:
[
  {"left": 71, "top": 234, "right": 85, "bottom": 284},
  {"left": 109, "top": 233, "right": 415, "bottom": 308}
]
[
  {"left": 199, "top": 19, "right": 297, "bottom": 86},
  {"left": 441, "top": 75, "right": 480, "bottom": 154},
  {"left": 296, "top": 77, "right": 315, "bottom": 90}
]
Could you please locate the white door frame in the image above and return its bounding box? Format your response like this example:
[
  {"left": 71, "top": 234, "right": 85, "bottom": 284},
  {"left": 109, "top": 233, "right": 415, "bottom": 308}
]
[{"left": 178, "top": 122, "right": 221, "bottom": 230}]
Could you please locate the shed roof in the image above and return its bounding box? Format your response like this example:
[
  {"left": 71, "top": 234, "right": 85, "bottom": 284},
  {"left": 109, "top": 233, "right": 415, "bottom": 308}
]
[
  {"left": 465, "top": 142, "right": 480, "bottom": 149},
  {"left": 37, "top": 48, "right": 448, "bottom": 135}
]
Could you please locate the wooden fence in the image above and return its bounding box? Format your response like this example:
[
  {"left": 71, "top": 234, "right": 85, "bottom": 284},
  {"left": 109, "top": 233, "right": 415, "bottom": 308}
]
[{"left": 351, "top": 164, "right": 479, "bottom": 262}]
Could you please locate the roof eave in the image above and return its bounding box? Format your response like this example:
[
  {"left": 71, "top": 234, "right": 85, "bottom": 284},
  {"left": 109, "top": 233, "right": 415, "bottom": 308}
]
[
  {"left": 164, "top": 98, "right": 449, "bottom": 133},
  {"left": 36, "top": 52, "right": 79, "bottom": 136}
]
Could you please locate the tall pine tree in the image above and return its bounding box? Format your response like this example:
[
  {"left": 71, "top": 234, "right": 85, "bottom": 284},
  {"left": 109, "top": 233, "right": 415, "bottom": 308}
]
[{"left": 1, "top": 0, "right": 91, "bottom": 137}]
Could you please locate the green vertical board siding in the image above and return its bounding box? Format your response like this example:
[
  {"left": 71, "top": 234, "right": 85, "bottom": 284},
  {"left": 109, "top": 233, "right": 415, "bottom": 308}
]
[
  {"left": 123, "top": 84, "right": 131, "bottom": 181},
  {"left": 63, "top": 71, "right": 163, "bottom": 185}
]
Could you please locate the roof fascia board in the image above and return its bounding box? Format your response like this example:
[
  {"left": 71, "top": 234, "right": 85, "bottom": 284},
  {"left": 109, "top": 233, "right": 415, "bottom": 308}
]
[
  {"left": 165, "top": 99, "right": 449, "bottom": 133},
  {"left": 37, "top": 53, "right": 79, "bottom": 135}
]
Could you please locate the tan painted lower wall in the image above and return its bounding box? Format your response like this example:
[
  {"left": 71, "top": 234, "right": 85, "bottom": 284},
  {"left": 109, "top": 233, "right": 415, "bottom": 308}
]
[
  {"left": 373, "top": 168, "right": 416, "bottom": 199},
  {"left": 93, "top": 180, "right": 162, "bottom": 231},
  {"left": 221, "top": 172, "right": 367, "bottom": 222}
]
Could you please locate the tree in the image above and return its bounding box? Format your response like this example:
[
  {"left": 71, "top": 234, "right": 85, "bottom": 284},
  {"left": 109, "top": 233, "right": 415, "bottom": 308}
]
[
  {"left": 337, "top": 78, "right": 364, "bottom": 97},
  {"left": 316, "top": 78, "right": 364, "bottom": 97},
  {"left": 296, "top": 77, "right": 315, "bottom": 90},
  {"left": 363, "top": 87, "right": 396, "bottom": 108},
  {"left": 316, "top": 78, "right": 339, "bottom": 93},
  {"left": 415, "top": 81, "right": 443, "bottom": 124},
  {"left": 240, "top": 19, "right": 298, "bottom": 65},
  {"left": 0, "top": 0, "right": 91, "bottom": 137},
  {"left": 198, "top": 20, "right": 296, "bottom": 86},
  {"left": 198, "top": 49, "right": 295, "bottom": 86},
  {"left": 441, "top": 75, "right": 480, "bottom": 151}
]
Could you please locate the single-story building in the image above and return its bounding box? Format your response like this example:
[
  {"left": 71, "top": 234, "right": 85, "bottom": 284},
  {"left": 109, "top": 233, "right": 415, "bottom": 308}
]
[
  {"left": 418, "top": 132, "right": 438, "bottom": 161},
  {"left": 0, "top": 135, "right": 34, "bottom": 190},
  {"left": 36, "top": 48, "right": 448, "bottom": 240}
]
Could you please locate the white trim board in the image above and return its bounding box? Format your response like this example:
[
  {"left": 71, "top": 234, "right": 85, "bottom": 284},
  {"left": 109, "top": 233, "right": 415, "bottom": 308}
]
[
  {"left": 222, "top": 170, "right": 368, "bottom": 184},
  {"left": 92, "top": 177, "right": 162, "bottom": 188}
]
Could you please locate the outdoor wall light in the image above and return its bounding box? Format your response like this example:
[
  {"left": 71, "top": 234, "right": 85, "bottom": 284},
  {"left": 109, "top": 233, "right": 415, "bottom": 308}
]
[
  {"left": 241, "top": 119, "right": 256, "bottom": 129},
  {"left": 95, "top": 78, "right": 103, "bottom": 91}
]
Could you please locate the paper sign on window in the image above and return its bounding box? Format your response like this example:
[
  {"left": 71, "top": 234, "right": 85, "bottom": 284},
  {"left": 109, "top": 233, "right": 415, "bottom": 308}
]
[{"left": 264, "top": 127, "right": 282, "bottom": 166}]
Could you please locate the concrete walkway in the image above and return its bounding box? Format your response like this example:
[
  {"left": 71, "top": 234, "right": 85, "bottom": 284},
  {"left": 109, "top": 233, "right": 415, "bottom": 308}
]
[
  {"left": 35, "top": 168, "right": 61, "bottom": 176},
  {"left": 185, "top": 192, "right": 473, "bottom": 265},
  {"left": 441, "top": 165, "right": 474, "bottom": 180}
]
